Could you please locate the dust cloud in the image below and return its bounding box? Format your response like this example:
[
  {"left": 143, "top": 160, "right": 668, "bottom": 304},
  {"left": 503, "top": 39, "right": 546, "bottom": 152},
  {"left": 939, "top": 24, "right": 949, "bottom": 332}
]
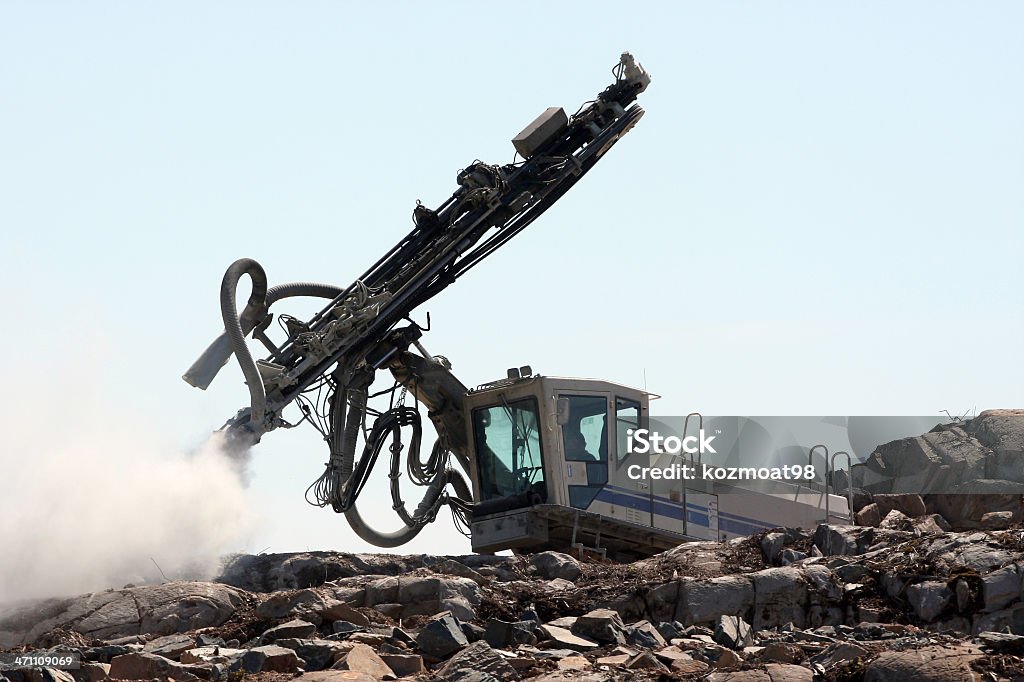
[{"left": 0, "top": 386, "right": 257, "bottom": 604}]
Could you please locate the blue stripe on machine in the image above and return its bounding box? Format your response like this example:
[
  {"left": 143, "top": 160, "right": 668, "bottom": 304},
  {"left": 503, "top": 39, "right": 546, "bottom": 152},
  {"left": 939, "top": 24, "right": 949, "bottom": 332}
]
[{"left": 605, "top": 483, "right": 778, "bottom": 532}]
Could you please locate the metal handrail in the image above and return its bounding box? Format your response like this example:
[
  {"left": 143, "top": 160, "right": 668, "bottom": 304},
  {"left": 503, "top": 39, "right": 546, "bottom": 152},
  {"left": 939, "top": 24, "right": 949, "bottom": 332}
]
[
  {"left": 829, "top": 450, "right": 854, "bottom": 523},
  {"left": 808, "top": 444, "right": 829, "bottom": 523},
  {"left": 683, "top": 412, "right": 704, "bottom": 467}
]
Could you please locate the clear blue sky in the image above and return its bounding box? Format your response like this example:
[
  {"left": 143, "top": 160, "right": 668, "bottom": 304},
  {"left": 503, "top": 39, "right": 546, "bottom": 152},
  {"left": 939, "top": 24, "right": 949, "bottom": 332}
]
[{"left": 2, "top": 2, "right": 1021, "bottom": 557}]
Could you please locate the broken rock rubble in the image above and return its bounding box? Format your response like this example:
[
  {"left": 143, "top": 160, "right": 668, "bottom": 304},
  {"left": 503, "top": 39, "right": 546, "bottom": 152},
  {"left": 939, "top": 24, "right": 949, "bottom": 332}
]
[{"left": 0, "top": 524, "right": 1023, "bottom": 681}]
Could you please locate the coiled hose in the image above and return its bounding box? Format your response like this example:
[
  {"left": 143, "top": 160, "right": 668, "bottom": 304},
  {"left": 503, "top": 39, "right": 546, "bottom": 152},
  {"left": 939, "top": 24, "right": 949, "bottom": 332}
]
[{"left": 218, "top": 259, "right": 470, "bottom": 548}]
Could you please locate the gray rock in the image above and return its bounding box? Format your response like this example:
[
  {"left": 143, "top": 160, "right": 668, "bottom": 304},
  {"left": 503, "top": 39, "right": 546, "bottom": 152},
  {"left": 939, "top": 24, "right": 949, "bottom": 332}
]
[
  {"left": 416, "top": 614, "right": 468, "bottom": 659},
  {"left": 273, "top": 638, "right": 347, "bottom": 671},
  {"left": 320, "top": 600, "right": 370, "bottom": 626},
  {"left": 677, "top": 575, "right": 754, "bottom": 625},
  {"left": 863, "top": 644, "right": 983, "bottom": 681},
  {"left": 855, "top": 504, "right": 882, "bottom": 527},
  {"left": 760, "top": 532, "right": 786, "bottom": 564},
  {"left": 751, "top": 566, "right": 807, "bottom": 629},
  {"left": 108, "top": 652, "right": 206, "bottom": 681},
  {"left": 531, "top": 552, "right": 581, "bottom": 581},
  {"left": 364, "top": 575, "right": 480, "bottom": 621},
  {"left": 955, "top": 579, "right": 973, "bottom": 612},
  {"left": 141, "top": 633, "right": 195, "bottom": 659},
  {"left": 873, "top": 494, "right": 927, "bottom": 518},
  {"left": 913, "top": 515, "right": 948, "bottom": 535},
  {"left": 713, "top": 615, "right": 752, "bottom": 650},
  {"left": 380, "top": 653, "right": 425, "bottom": 677},
  {"left": 811, "top": 641, "right": 868, "bottom": 669},
  {"left": 332, "top": 620, "right": 367, "bottom": 636},
  {"left": 179, "top": 647, "right": 245, "bottom": 665},
  {"left": 258, "top": 618, "right": 317, "bottom": 644},
  {"left": 978, "top": 630, "right": 1024, "bottom": 653},
  {"left": 813, "top": 524, "right": 869, "bottom": 556},
  {"left": 537, "top": 624, "right": 598, "bottom": 652},
  {"left": 461, "top": 621, "right": 486, "bottom": 642},
  {"left": 332, "top": 642, "right": 394, "bottom": 680},
  {"left": 81, "top": 646, "right": 143, "bottom": 664},
  {"left": 879, "top": 509, "right": 913, "bottom": 531},
  {"left": 981, "top": 564, "right": 1022, "bottom": 612},
  {"left": 765, "top": 664, "right": 813, "bottom": 682},
  {"left": 624, "top": 651, "right": 666, "bottom": 671},
  {"left": 435, "top": 641, "right": 519, "bottom": 681},
  {"left": 0, "top": 583, "right": 244, "bottom": 648},
  {"left": 971, "top": 603, "right": 1024, "bottom": 635},
  {"left": 656, "top": 621, "right": 685, "bottom": 641},
  {"left": 484, "top": 619, "right": 536, "bottom": 648},
  {"left": 254, "top": 589, "right": 327, "bottom": 623},
  {"left": 571, "top": 609, "right": 626, "bottom": 645},
  {"left": 803, "top": 564, "right": 843, "bottom": 603},
  {"left": 624, "top": 620, "right": 665, "bottom": 648},
  {"left": 758, "top": 642, "right": 804, "bottom": 663},
  {"left": 906, "top": 581, "right": 952, "bottom": 622},
  {"left": 232, "top": 645, "right": 301, "bottom": 674},
  {"left": 26, "top": 670, "right": 76, "bottom": 682},
  {"left": 981, "top": 511, "right": 1014, "bottom": 530}
]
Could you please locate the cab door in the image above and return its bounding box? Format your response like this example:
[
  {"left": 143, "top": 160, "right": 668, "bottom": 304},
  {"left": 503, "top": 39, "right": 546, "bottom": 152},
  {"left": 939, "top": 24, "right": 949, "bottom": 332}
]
[{"left": 556, "top": 393, "right": 610, "bottom": 511}]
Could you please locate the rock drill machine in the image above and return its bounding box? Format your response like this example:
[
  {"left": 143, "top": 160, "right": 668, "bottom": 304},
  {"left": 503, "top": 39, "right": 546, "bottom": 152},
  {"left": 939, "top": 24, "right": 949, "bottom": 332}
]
[{"left": 185, "top": 54, "right": 848, "bottom": 560}]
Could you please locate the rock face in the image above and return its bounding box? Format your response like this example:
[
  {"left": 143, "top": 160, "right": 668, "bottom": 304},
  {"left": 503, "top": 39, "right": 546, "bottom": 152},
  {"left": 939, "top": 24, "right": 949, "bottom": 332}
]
[
  {"left": 850, "top": 411, "right": 1024, "bottom": 528},
  {"left": 1, "top": 531, "right": 1019, "bottom": 681},
  {"left": 0, "top": 582, "right": 246, "bottom": 648}
]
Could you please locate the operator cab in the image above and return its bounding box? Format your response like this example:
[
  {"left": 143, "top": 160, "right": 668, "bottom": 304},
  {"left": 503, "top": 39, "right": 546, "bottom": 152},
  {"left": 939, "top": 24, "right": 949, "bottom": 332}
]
[
  {"left": 464, "top": 369, "right": 852, "bottom": 560},
  {"left": 464, "top": 370, "right": 661, "bottom": 557}
]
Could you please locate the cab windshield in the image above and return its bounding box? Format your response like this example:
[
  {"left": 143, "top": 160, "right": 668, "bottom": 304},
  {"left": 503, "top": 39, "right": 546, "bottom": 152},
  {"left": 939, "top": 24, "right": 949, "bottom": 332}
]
[{"left": 472, "top": 397, "right": 546, "bottom": 503}]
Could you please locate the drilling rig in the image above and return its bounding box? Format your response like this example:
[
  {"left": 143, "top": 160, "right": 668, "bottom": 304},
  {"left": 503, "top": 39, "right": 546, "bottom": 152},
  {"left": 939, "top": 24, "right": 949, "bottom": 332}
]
[{"left": 185, "top": 54, "right": 849, "bottom": 560}]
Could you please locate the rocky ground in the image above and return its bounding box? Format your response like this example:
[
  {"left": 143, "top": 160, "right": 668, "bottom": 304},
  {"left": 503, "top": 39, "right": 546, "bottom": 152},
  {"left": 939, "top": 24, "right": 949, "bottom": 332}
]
[{"left": 3, "top": 508, "right": 1024, "bottom": 682}]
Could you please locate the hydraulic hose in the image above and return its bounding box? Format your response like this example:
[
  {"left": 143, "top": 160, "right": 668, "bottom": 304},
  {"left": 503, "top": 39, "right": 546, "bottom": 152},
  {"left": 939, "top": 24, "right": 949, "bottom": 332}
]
[{"left": 220, "top": 259, "right": 270, "bottom": 430}]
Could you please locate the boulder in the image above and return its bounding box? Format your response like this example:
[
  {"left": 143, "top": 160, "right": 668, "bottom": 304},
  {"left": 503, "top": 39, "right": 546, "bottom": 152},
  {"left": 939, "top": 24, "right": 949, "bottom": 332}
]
[
  {"left": 234, "top": 645, "right": 302, "bottom": 673},
  {"left": 379, "top": 653, "right": 424, "bottom": 677},
  {"left": 332, "top": 643, "right": 394, "bottom": 681},
  {"left": 981, "top": 511, "right": 1014, "bottom": 530},
  {"left": 434, "top": 641, "right": 519, "bottom": 681},
  {"left": 415, "top": 614, "right": 468, "bottom": 659},
  {"left": 760, "top": 532, "right": 786, "bottom": 563},
  {"left": 275, "top": 638, "right": 349, "bottom": 671},
  {"left": 24, "top": 670, "right": 76, "bottom": 682},
  {"left": 141, "top": 633, "right": 195, "bottom": 659},
  {"left": 537, "top": 625, "right": 598, "bottom": 652},
  {"left": 864, "top": 644, "right": 983, "bottom": 681},
  {"left": 531, "top": 552, "right": 581, "bottom": 581},
  {"left": 259, "top": 618, "right": 317, "bottom": 644},
  {"left": 571, "top": 609, "right": 626, "bottom": 645},
  {"left": 765, "top": 664, "right": 813, "bottom": 682},
  {"left": 623, "top": 620, "right": 665, "bottom": 648},
  {"left": 676, "top": 575, "right": 754, "bottom": 625},
  {"left": 978, "top": 630, "right": 1024, "bottom": 653},
  {"left": 751, "top": 567, "right": 807, "bottom": 629},
  {"left": 713, "top": 615, "right": 752, "bottom": 650},
  {"left": 108, "top": 652, "right": 206, "bottom": 681},
  {"left": 255, "top": 589, "right": 328, "bottom": 623},
  {"left": 879, "top": 509, "right": 913, "bottom": 531},
  {"left": 981, "top": 564, "right": 1022, "bottom": 612},
  {"left": 855, "top": 504, "right": 882, "bottom": 527},
  {"left": 906, "top": 581, "right": 952, "bottom": 622},
  {"left": 484, "top": 619, "right": 536, "bottom": 648},
  {"left": 874, "top": 494, "right": 927, "bottom": 519},
  {"left": 321, "top": 601, "right": 371, "bottom": 627},
  {"left": 0, "top": 583, "right": 244, "bottom": 647}
]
